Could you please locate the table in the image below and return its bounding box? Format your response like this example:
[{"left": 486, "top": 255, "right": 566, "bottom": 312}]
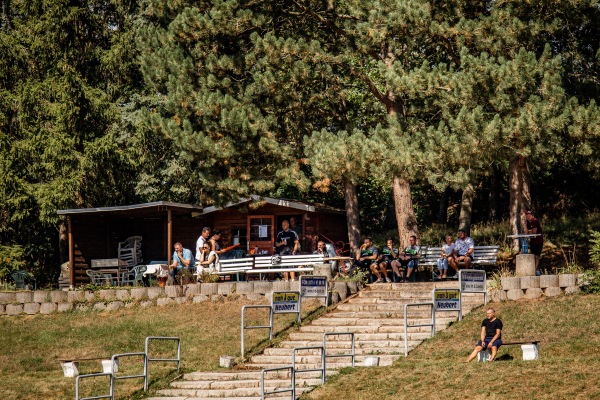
[
  {"left": 95, "top": 268, "right": 128, "bottom": 287},
  {"left": 507, "top": 234, "right": 541, "bottom": 254},
  {"left": 142, "top": 264, "right": 169, "bottom": 277}
]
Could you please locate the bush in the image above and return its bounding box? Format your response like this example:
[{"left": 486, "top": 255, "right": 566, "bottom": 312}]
[
  {"left": 590, "top": 230, "right": 600, "bottom": 267},
  {"left": 0, "top": 245, "right": 27, "bottom": 282},
  {"left": 581, "top": 269, "right": 600, "bottom": 294}
]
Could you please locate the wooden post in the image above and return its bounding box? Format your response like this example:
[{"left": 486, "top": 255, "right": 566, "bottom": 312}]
[
  {"left": 68, "top": 216, "right": 74, "bottom": 289},
  {"left": 167, "top": 209, "right": 172, "bottom": 265}
]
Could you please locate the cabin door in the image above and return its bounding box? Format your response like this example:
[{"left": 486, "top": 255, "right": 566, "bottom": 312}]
[{"left": 247, "top": 215, "right": 275, "bottom": 254}]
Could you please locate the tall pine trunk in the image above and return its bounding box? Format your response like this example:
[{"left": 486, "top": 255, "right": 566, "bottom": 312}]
[
  {"left": 393, "top": 176, "right": 419, "bottom": 247},
  {"left": 344, "top": 179, "right": 361, "bottom": 249},
  {"left": 59, "top": 221, "right": 68, "bottom": 264},
  {"left": 458, "top": 183, "right": 476, "bottom": 235},
  {"left": 438, "top": 188, "right": 449, "bottom": 224},
  {"left": 509, "top": 156, "right": 531, "bottom": 252},
  {"left": 488, "top": 168, "right": 499, "bottom": 221}
]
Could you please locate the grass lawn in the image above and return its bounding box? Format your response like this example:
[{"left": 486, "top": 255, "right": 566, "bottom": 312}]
[
  {"left": 303, "top": 294, "right": 600, "bottom": 400},
  {"left": 0, "top": 298, "right": 323, "bottom": 399}
]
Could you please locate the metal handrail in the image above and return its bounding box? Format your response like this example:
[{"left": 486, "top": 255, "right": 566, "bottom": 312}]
[
  {"left": 144, "top": 336, "right": 181, "bottom": 386},
  {"left": 404, "top": 302, "right": 435, "bottom": 357},
  {"left": 75, "top": 372, "right": 113, "bottom": 400},
  {"left": 322, "top": 332, "right": 355, "bottom": 381},
  {"left": 109, "top": 352, "right": 148, "bottom": 395},
  {"left": 292, "top": 345, "right": 325, "bottom": 390},
  {"left": 261, "top": 365, "right": 294, "bottom": 400},
  {"left": 241, "top": 305, "right": 273, "bottom": 357}
]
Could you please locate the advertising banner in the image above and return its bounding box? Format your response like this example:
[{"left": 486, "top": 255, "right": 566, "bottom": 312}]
[
  {"left": 271, "top": 291, "right": 301, "bottom": 314},
  {"left": 433, "top": 288, "right": 461, "bottom": 312}
]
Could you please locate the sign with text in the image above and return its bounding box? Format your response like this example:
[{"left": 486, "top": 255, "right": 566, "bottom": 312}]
[
  {"left": 459, "top": 270, "right": 487, "bottom": 293},
  {"left": 300, "top": 276, "right": 328, "bottom": 297},
  {"left": 433, "top": 288, "right": 461, "bottom": 312},
  {"left": 271, "top": 291, "right": 301, "bottom": 314}
]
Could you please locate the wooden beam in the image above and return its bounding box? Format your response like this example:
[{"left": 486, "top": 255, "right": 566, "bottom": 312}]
[
  {"left": 68, "top": 216, "right": 74, "bottom": 289},
  {"left": 167, "top": 209, "right": 172, "bottom": 265}
]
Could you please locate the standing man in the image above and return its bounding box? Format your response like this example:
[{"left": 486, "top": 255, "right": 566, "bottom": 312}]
[
  {"left": 451, "top": 229, "right": 474, "bottom": 271},
  {"left": 195, "top": 227, "right": 211, "bottom": 262},
  {"left": 523, "top": 210, "right": 543, "bottom": 276},
  {"left": 170, "top": 242, "right": 193, "bottom": 282},
  {"left": 467, "top": 308, "right": 503, "bottom": 362},
  {"left": 275, "top": 220, "right": 299, "bottom": 281}
]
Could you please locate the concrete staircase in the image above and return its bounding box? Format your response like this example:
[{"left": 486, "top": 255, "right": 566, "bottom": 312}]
[{"left": 147, "top": 281, "right": 484, "bottom": 399}]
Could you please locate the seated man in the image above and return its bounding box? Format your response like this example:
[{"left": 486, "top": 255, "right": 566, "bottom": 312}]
[
  {"left": 391, "top": 235, "right": 421, "bottom": 282},
  {"left": 347, "top": 237, "right": 378, "bottom": 276},
  {"left": 450, "top": 229, "right": 474, "bottom": 271},
  {"left": 467, "top": 307, "right": 503, "bottom": 362},
  {"left": 169, "top": 242, "right": 193, "bottom": 282},
  {"left": 374, "top": 238, "right": 396, "bottom": 283},
  {"left": 313, "top": 240, "right": 327, "bottom": 255}
]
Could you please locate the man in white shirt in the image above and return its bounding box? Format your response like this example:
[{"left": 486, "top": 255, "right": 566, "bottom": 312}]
[{"left": 195, "top": 227, "right": 211, "bottom": 261}]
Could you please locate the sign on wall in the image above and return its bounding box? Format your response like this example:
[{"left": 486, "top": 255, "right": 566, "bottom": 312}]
[
  {"left": 433, "top": 288, "right": 461, "bottom": 312},
  {"left": 459, "top": 270, "right": 487, "bottom": 293},
  {"left": 271, "top": 291, "right": 301, "bottom": 314}
]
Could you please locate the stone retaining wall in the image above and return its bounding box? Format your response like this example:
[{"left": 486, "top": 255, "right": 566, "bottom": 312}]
[
  {"left": 0, "top": 280, "right": 361, "bottom": 316},
  {"left": 489, "top": 273, "right": 584, "bottom": 302}
]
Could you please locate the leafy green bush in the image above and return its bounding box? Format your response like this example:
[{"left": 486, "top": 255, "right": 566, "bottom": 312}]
[
  {"left": 590, "top": 230, "right": 600, "bottom": 267},
  {"left": 0, "top": 245, "right": 27, "bottom": 282},
  {"left": 581, "top": 269, "right": 600, "bottom": 294}
]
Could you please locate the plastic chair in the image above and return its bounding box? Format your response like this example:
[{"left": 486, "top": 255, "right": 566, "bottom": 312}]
[
  {"left": 117, "top": 236, "right": 143, "bottom": 268},
  {"left": 11, "top": 270, "right": 36, "bottom": 290},
  {"left": 120, "top": 265, "right": 147, "bottom": 286},
  {"left": 86, "top": 270, "right": 113, "bottom": 286}
]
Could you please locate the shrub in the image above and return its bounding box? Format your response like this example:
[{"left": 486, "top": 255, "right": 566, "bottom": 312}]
[
  {"left": 0, "top": 245, "right": 27, "bottom": 282},
  {"left": 581, "top": 269, "right": 600, "bottom": 294},
  {"left": 590, "top": 230, "right": 600, "bottom": 267}
]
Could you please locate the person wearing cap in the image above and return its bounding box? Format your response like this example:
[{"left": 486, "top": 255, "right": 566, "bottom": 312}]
[
  {"left": 523, "top": 210, "right": 543, "bottom": 275},
  {"left": 450, "top": 229, "right": 474, "bottom": 271}
]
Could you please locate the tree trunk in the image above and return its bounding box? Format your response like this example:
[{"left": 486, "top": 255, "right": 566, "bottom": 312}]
[
  {"left": 508, "top": 156, "right": 531, "bottom": 252},
  {"left": 59, "top": 221, "right": 68, "bottom": 264},
  {"left": 438, "top": 188, "right": 449, "bottom": 224},
  {"left": 458, "top": 183, "right": 476, "bottom": 235},
  {"left": 344, "top": 179, "right": 361, "bottom": 249},
  {"left": 488, "top": 167, "right": 499, "bottom": 221},
  {"left": 392, "top": 176, "right": 419, "bottom": 247}
]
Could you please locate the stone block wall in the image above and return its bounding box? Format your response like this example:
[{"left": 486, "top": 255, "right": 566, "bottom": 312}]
[
  {"left": 489, "top": 273, "right": 583, "bottom": 302},
  {"left": 0, "top": 280, "right": 358, "bottom": 316}
]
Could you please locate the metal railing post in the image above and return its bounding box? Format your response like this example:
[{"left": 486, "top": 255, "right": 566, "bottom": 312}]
[
  {"left": 241, "top": 305, "right": 273, "bottom": 357},
  {"left": 322, "top": 332, "right": 355, "bottom": 382},
  {"left": 109, "top": 352, "right": 148, "bottom": 395},
  {"left": 261, "top": 365, "right": 294, "bottom": 399},
  {"left": 292, "top": 346, "right": 325, "bottom": 393},
  {"left": 145, "top": 336, "right": 181, "bottom": 388},
  {"left": 404, "top": 302, "right": 435, "bottom": 357},
  {"left": 75, "top": 372, "right": 113, "bottom": 400}
]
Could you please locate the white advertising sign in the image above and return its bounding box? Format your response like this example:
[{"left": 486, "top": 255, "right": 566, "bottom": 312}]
[
  {"left": 300, "top": 276, "right": 328, "bottom": 297},
  {"left": 459, "top": 270, "right": 487, "bottom": 293}
]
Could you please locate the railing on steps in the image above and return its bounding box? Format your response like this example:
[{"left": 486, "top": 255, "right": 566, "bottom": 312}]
[
  {"left": 323, "top": 332, "right": 355, "bottom": 376},
  {"left": 404, "top": 303, "right": 435, "bottom": 357},
  {"left": 241, "top": 305, "right": 274, "bottom": 357},
  {"left": 261, "top": 365, "right": 294, "bottom": 400},
  {"left": 75, "top": 372, "right": 112, "bottom": 400},
  {"left": 144, "top": 336, "right": 181, "bottom": 387}
]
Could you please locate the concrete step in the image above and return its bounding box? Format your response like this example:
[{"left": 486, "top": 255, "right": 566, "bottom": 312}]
[
  {"left": 171, "top": 378, "right": 323, "bottom": 390},
  {"left": 296, "top": 323, "right": 450, "bottom": 334},
  {"left": 263, "top": 347, "right": 408, "bottom": 356},
  {"left": 156, "top": 385, "right": 313, "bottom": 398},
  {"left": 181, "top": 370, "right": 337, "bottom": 381},
  {"left": 287, "top": 331, "right": 434, "bottom": 341},
  {"left": 313, "top": 316, "right": 457, "bottom": 326},
  {"left": 246, "top": 356, "right": 399, "bottom": 369},
  {"left": 277, "top": 339, "right": 423, "bottom": 350},
  {"left": 249, "top": 353, "right": 401, "bottom": 365}
]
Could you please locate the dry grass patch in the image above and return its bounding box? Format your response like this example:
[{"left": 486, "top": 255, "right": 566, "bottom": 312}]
[
  {"left": 0, "top": 298, "right": 322, "bottom": 399},
  {"left": 304, "top": 294, "right": 600, "bottom": 400}
]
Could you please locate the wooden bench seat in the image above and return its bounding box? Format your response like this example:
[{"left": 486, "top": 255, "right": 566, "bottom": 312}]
[
  {"left": 419, "top": 245, "right": 500, "bottom": 281},
  {"left": 60, "top": 356, "right": 116, "bottom": 377},
  {"left": 479, "top": 340, "right": 540, "bottom": 361}
]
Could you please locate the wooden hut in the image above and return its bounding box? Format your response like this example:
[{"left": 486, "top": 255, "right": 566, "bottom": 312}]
[
  {"left": 198, "top": 195, "right": 348, "bottom": 255},
  {"left": 57, "top": 202, "right": 202, "bottom": 287}
]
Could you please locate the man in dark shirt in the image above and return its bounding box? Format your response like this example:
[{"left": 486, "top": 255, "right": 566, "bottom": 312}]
[
  {"left": 467, "top": 308, "right": 503, "bottom": 362},
  {"left": 523, "top": 210, "right": 544, "bottom": 276},
  {"left": 351, "top": 237, "right": 379, "bottom": 274},
  {"left": 374, "top": 238, "right": 397, "bottom": 283},
  {"left": 275, "top": 220, "right": 299, "bottom": 281}
]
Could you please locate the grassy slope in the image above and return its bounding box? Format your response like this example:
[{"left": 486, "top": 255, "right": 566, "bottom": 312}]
[
  {"left": 303, "top": 294, "right": 600, "bottom": 400},
  {"left": 0, "top": 299, "right": 320, "bottom": 399}
]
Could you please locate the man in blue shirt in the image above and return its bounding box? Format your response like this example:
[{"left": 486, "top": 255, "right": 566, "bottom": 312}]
[{"left": 169, "top": 242, "right": 193, "bottom": 281}]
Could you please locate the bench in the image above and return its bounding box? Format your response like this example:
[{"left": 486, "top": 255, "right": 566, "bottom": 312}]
[
  {"left": 193, "top": 257, "right": 254, "bottom": 281},
  {"left": 246, "top": 254, "right": 324, "bottom": 280},
  {"left": 419, "top": 245, "right": 500, "bottom": 281},
  {"left": 60, "top": 357, "right": 118, "bottom": 377},
  {"left": 478, "top": 340, "right": 539, "bottom": 361}
]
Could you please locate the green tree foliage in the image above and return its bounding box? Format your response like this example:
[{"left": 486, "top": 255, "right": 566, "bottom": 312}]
[{"left": 0, "top": 0, "right": 142, "bottom": 283}]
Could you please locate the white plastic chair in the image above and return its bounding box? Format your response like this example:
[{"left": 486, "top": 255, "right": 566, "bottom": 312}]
[{"left": 117, "top": 236, "right": 143, "bottom": 267}]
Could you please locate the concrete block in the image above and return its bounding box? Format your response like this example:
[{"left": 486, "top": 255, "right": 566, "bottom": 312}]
[
  {"left": 564, "top": 286, "right": 581, "bottom": 295},
  {"left": 236, "top": 282, "right": 254, "bottom": 294},
  {"left": 98, "top": 289, "right": 116, "bottom": 301},
  {"left": 115, "top": 290, "right": 131, "bottom": 301},
  {"left": 165, "top": 285, "right": 183, "bottom": 298},
  {"left": 201, "top": 283, "right": 218, "bottom": 295},
  {"left": 40, "top": 303, "right": 58, "bottom": 314},
  {"left": 577, "top": 273, "right": 586, "bottom": 286},
  {"left": 147, "top": 287, "right": 164, "bottom": 299},
  {"left": 183, "top": 284, "right": 200, "bottom": 297},
  {"left": 544, "top": 287, "right": 562, "bottom": 297},
  {"left": 289, "top": 281, "right": 300, "bottom": 292},
  {"left": 16, "top": 292, "right": 33, "bottom": 303},
  {"left": 334, "top": 282, "right": 348, "bottom": 301},
  {"left": 272, "top": 281, "right": 290, "bottom": 291},
  {"left": 253, "top": 281, "right": 273, "bottom": 294},
  {"left": 193, "top": 295, "right": 209, "bottom": 303},
  {"left": 67, "top": 291, "right": 85, "bottom": 302},
  {"left": 140, "top": 300, "right": 154, "bottom": 309},
  {"left": 84, "top": 291, "right": 96, "bottom": 302},
  {"left": 0, "top": 292, "right": 17, "bottom": 304},
  {"left": 329, "top": 291, "right": 340, "bottom": 305},
  {"left": 50, "top": 291, "right": 68, "bottom": 303},
  {"left": 174, "top": 297, "right": 188, "bottom": 304},
  {"left": 524, "top": 288, "right": 543, "bottom": 299},
  {"left": 75, "top": 304, "right": 90, "bottom": 312},
  {"left": 157, "top": 298, "right": 174, "bottom": 307},
  {"left": 218, "top": 282, "right": 236, "bottom": 295},
  {"left": 130, "top": 288, "right": 147, "bottom": 300},
  {"left": 24, "top": 302, "right": 41, "bottom": 314},
  {"left": 506, "top": 289, "right": 524, "bottom": 300},
  {"left": 313, "top": 264, "right": 332, "bottom": 279},
  {"left": 220, "top": 355, "right": 236, "bottom": 368},
  {"left": 515, "top": 254, "right": 536, "bottom": 276},
  {"left": 124, "top": 302, "right": 137, "bottom": 309},
  {"left": 539, "top": 275, "right": 559, "bottom": 289},
  {"left": 346, "top": 282, "right": 358, "bottom": 295},
  {"left": 489, "top": 289, "right": 507, "bottom": 303},
  {"left": 33, "top": 291, "right": 50, "bottom": 303},
  {"left": 0, "top": 304, "right": 5, "bottom": 315},
  {"left": 363, "top": 356, "right": 380, "bottom": 366},
  {"left": 58, "top": 303, "right": 74, "bottom": 312},
  {"left": 245, "top": 293, "right": 263, "bottom": 302},
  {"left": 501, "top": 277, "right": 521, "bottom": 290},
  {"left": 106, "top": 301, "right": 124, "bottom": 311},
  {"left": 520, "top": 276, "right": 540, "bottom": 289},
  {"left": 93, "top": 303, "right": 107, "bottom": 311},
  {"left": 6, "top": 304, "right": 23, "bottom": 315},
  {"left": 559, "top": 274, "right": 577, "bottom": 288},
  {"left": 211, "top": 294, "right": 224, "bottom": 302}
]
